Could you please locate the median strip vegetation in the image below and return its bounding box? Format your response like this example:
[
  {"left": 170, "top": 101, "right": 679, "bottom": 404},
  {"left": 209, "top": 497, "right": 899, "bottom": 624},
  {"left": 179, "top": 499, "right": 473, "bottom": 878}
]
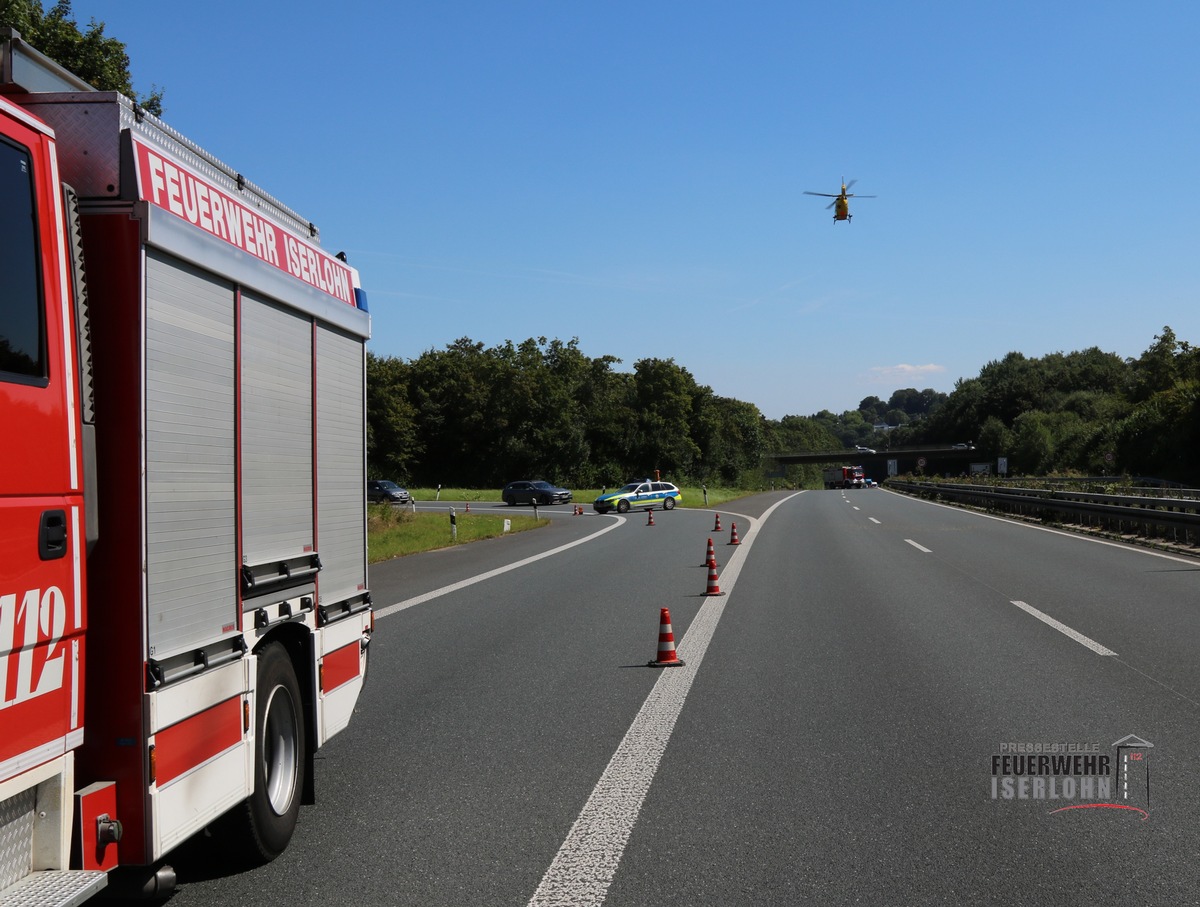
[
  {"left": 367, "top": 504, "right": 547, "bottom": 563},
  {"left": 366, "top": 484, "right": 759, "bottom": 562}
]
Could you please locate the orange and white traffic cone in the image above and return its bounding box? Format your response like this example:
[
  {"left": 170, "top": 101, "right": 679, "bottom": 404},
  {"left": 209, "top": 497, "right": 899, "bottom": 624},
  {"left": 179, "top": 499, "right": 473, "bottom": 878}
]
[
  {"left": 704, "top": 560, "right": 725, "bottom": 596},
  {"left": 702, "top": 537, "right": 717, "bottom": 567},
  {"left": 648, "top": 607, "right": 685, "bottom": 668},
  {"left": 647, "top": 509, "right": 655, "bottom": 526},
  {"left": 713, "top": 513, "right": 722, "bottom": 532},
  {"left": 728, "top": 522, "right": 741, "bottom": 545}
]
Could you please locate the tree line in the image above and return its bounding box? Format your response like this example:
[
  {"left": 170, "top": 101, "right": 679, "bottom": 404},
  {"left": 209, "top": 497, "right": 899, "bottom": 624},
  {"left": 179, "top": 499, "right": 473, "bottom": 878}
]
[
  {"left": 891, "top": 327, "right": 1199, "bottom": 481},
  {"left": 1, "top": 1, "right": 164, "bottom": 114},
  {"left": 369, "top": 328, "right": 1200, "bottom": 488},
  {"left": 367, "top": 338, "right": 792, "bottom": 488},
  {"left": 816, "top": 327, "right": 1199, "bottom": 483}
]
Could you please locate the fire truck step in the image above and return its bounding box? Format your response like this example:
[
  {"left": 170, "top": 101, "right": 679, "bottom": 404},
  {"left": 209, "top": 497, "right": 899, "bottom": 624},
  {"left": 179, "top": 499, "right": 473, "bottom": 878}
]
[{"left": 0, "top": 869, "right": 108, "bottom": 907}]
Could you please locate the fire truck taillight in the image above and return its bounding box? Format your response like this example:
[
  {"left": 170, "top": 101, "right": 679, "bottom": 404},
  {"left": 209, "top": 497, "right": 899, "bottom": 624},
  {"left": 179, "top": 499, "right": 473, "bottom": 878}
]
[{"left": 148, "top": 744, "right": 156, "bottom": 785}]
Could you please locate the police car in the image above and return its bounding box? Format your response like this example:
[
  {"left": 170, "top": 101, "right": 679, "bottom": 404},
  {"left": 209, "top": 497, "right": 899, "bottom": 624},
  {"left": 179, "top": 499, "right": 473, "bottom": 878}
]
[{"left": 593, "top": 480, "right": 682, "bottom": 514}]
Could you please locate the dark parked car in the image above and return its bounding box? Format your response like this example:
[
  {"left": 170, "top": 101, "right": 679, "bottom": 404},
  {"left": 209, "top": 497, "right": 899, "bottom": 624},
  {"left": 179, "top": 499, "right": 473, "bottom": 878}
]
[
  {"left": 502, "top": 480, "right": 572, "bottom": 506},
  {"left": 367, "top": 480, "right": 412, "bottom": 504}
]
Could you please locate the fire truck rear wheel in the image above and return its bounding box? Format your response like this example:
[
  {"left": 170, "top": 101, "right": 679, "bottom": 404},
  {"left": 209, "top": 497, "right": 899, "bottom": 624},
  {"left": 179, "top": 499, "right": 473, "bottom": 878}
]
[{"left": 231, "top": 642, "right": 306, "bottom": 863}]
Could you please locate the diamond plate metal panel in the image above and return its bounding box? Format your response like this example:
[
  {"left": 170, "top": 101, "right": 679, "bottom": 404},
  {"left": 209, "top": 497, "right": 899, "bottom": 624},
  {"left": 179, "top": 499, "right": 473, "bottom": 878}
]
[
  {"left": 0, "top": 788, "right": 35, "bottom": 892},
  {"left": 18, "top": 95, "right": 123, "bottom": 199},
  {"left": 0, "top": 870, "right": 107, "bottom": 907}
]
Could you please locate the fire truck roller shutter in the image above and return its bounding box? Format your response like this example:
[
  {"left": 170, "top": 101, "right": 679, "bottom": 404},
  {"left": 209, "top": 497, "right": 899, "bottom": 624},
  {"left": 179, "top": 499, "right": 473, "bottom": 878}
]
[
  {"left": 145, "top": 249, "right": 237, "bottom": 659},
  {"left": 240, "top": 292, "right": 314, "bottom": 571},
  {"left": 315, "top": 324, "right": 367, "bottom": 607}
]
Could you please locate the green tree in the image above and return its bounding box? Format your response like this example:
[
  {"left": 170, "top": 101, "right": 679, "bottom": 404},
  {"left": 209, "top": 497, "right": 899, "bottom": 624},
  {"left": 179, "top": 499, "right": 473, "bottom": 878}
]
[
  {"left": 366, "top": 352, "right": 420, "bottom": 480},
  {"left": 976, "top": 416, "right": 1012, "bottom": 459},
  {"left": 630, "top": 358, "right": 702, "bottom": 477},
  {"left": 1012, "top": 411, "right": 1054, "bottom": 473},
  {"left": 1129, "top": 326, "right": 1181, "bottom": 403},
  {"left": 1, "top": 1, "right": 163, "bottom": 114}
]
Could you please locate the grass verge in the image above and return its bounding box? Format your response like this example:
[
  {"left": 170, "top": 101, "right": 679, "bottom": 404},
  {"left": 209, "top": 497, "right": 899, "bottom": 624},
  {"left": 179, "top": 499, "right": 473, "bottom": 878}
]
[
  {"left": 367, "top": 504, "right": 546, "bottom": 564},
  {"left": 402, "top": 484, "right": 753, "bottom": 509},
  {"left": 367, "top": 484, "right": 764, "bottom": 563}
]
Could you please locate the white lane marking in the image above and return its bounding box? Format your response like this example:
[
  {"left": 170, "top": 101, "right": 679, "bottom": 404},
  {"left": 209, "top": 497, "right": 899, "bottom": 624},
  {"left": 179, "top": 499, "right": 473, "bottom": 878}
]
[
  {"left": 1010, "top": 600, "right": 1117, "bottom": 656},
  {"left": 374, "top": 516, "right": 625, "bottom": 619},
  {"left": 852, "top": 506, "right": 861, "bottom": 511},
  {"left": 905, "top": 539, "right": 932, "bottom": 553},
  {"left": 527, "top": 492, "right": 804, "bottom": 907},
  {"left": 869, "top": 517, "right": 881, "bottom": 524}
]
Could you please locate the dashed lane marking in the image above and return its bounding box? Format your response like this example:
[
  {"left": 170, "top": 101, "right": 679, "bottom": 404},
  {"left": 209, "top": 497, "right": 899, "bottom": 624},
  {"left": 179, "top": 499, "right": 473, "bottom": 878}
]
[{"left": 1010, "top": 600, "right": 1117, "bottom": 656}]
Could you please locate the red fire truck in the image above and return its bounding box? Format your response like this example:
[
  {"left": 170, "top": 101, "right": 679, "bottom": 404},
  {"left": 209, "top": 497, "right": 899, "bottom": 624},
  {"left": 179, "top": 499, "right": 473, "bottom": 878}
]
[
  {"left": 823, "top": 465, "right": 865, "bottom": 489},
  {"left": 1, "top": 30, "right": 372, "bottom": 903}
]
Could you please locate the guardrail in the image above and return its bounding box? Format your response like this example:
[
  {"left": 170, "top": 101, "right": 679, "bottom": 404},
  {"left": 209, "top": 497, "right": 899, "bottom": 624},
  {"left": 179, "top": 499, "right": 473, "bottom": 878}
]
[{"left": 886, "top": 480, "right": 1200, "bottom": 551}]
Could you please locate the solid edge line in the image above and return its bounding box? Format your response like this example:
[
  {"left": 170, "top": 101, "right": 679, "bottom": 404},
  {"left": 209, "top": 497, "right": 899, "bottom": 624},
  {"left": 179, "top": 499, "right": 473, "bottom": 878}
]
[
  {"left": 890, "top": 488, "right": 1200, "bottom": 568},
  {"left": 374, "top": 515, "right": 626, "bottom": 620},
  {"left": 526, "top": 492, "right": 805, "bottom": 907}
]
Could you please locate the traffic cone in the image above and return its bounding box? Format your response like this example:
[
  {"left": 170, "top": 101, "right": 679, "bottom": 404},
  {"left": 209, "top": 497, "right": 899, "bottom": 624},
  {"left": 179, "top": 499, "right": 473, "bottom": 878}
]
[
  {"left": 728, "top": 522, "right": 741, "bottom": 545},
  {"left": 647, "top": 509, "right": 655, "bottom": 526},
  {"left": 702, "top": 537, "right": 716, "bottom": 567},
  {"left": 713, "top": 513, "right": 722, "bottom": 532},
  {"left": 465, "top": 502, "right": 470, "bottom": 513},
  {"left": 704, "top": 560, "right": 725, "bottom": 596},
  {"left": 648, "top": 607, "right": 685, "bottom": 668}
]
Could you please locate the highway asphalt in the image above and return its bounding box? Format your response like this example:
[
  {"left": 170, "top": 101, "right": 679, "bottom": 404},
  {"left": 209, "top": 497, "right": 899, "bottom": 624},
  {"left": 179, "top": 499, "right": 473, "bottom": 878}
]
[{"left": 150, "top": 489, "right": 1200, "bottom": 906}]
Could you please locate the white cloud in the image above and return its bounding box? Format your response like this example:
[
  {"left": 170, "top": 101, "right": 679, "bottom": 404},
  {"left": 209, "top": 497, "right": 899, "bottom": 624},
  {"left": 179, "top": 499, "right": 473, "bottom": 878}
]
[{"left": 865, "top": 363, "right": 947, "bottom": 384}]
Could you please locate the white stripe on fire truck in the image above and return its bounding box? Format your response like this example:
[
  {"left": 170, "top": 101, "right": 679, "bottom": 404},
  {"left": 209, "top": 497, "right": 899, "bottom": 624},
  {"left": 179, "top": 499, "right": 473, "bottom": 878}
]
[
  {"left": 48, "top": 144, "right": 79, "bottom": 490},
  {"left": 72, "top": 506, "right": 82, "bottom": 627},
  {"left": 71, "top": 639, "right": 80, "bottom": 730}
]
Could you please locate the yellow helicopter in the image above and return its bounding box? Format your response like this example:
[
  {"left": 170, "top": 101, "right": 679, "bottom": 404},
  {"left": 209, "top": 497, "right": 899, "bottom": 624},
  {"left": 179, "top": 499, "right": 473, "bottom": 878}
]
[{"left": 804, "top": 179, "right": 876, "bottom": 222}]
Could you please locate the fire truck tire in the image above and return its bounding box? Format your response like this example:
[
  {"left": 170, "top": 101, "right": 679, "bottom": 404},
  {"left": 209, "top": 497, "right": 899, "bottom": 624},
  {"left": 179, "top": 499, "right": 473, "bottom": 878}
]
[{"left": 221, "top": 642, "right": 306, "bottom": 863}]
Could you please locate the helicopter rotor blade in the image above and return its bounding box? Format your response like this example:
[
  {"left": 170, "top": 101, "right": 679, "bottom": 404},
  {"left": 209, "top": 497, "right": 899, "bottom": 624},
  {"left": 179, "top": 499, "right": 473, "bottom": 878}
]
[
  {"left": 825, "top": 201, "right": 836, "bottom": 210},
  {"left": 845, "top": 179, "right": 857, "bottom": 191},
  {"left": 847, "top": 194, "right": 877, "bottom": 199},
  {"left": 803, "top": 191, "right": 838, "bottom": 197}
]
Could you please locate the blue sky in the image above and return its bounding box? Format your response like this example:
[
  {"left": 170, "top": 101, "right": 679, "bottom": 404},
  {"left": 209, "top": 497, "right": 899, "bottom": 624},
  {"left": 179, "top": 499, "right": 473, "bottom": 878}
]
[{"left": 70, "top": 1, "right": 1200, "bottom": 418}]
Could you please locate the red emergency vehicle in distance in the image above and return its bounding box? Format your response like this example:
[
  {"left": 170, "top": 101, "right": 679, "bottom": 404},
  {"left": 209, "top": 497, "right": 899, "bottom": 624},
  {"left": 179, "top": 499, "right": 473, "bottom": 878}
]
[
  {"left": 0, "top": 29, "right": 372, "bottom": 904},
  {"left": 823, "top": 465, "right": 866, "bottom": 489}
]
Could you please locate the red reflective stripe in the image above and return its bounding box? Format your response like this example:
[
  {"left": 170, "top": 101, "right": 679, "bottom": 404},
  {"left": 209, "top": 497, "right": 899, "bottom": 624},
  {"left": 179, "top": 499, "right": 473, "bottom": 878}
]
[
  {"left": 155, "top": 697, "right": 242, "bottom": 785},
  {"left": 323, "top": 642, "right": 360, "bottom": 692}
]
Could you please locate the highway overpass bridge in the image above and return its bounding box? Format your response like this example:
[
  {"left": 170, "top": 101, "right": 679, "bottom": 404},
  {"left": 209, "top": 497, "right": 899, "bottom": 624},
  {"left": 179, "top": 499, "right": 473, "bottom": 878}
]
[{"left": 769, "top": 446, "right": 989, "bottom": 477}]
